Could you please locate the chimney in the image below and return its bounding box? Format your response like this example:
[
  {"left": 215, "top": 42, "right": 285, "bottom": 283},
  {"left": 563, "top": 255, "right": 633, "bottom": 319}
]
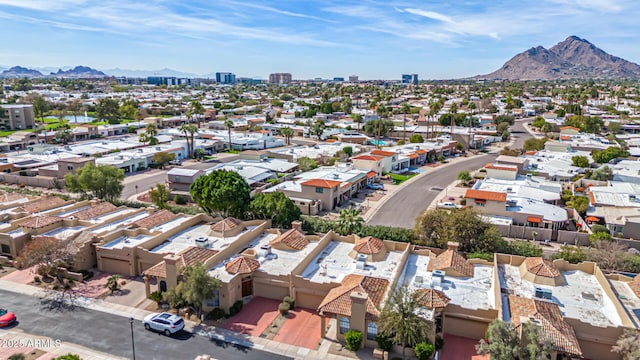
[
  {"left": 349, "top": 291, "right": 368, "bottom": 347},
  {"left": 447, "top": 241, "right": 460, "bottom": 251},
  {"left": 89, "top": 199, "right": 98, "bottom": 206},
  {"left": 291, "top": 221, "right": 303, "bottom": 232},
  {"left": 163, "top": 254, "right": 181, "bottom": 290}
]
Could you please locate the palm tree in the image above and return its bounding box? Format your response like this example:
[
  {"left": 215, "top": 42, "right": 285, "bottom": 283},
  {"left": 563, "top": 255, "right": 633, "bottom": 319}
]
[
  {"left": 378, "top": 286, "right": 432, "bottom": 359},
  {"left": 224, "top": 118, "right": 234, "bottom": 151},
  {"left": 336, "top": 207, "right": 364, "bottom": 235},
  {"left": 139, "top": 123, "right": 158, "bottom": 145},
  {"left": 189, "top": 101, "right": 205, "bottom": 128},
  {"left": 281, "top": 127, "right": 293, "bottom": 145},
  {"left": 352, "top": 113, "right": 363, "bottom": 132},
  {"left": 179, "top": 124, "right": 198, "bottom": 158},
  {"left": 401, "top": 102, "right": 411, "bottom": 142},
  {"left": 449, "top": 102, "right": 458, "bottom": 150}
]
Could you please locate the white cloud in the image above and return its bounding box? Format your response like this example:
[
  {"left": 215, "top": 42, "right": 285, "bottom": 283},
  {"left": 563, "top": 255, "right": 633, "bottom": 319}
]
[
  {"left": 546, "top": 0, "right": 623, "bottom": 12},
  {"left": 403, "top": 8, "right": 454, "bottom": 24},
  {"left": 0, "top": 0, "right": 86, "bottom": 11}
]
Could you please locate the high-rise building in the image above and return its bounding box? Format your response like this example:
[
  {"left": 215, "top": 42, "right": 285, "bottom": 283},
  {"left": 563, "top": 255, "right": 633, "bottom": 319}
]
[
  {"left": 333, "top": 77, "right": 345, "bottom": 82},
  {"left": 268, "top": 73, "right": 292, "bottom": 84},
  {"left": 348, "top": 75, "right": 359, "bottom": 82},
  {"left": 215, "top": 72, "right": 236, "bottom": 84},
  {"left": 0, "top": 104, "right": 35, "bottom": 130},
  {"left": 402, "top": 74, "right": 419, "bottom": 85}
]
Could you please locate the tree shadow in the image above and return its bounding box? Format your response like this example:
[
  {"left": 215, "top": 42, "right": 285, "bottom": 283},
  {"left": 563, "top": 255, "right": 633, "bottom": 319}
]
[{"left": 39, "top": 289, "right": 87, "bottom": 313}]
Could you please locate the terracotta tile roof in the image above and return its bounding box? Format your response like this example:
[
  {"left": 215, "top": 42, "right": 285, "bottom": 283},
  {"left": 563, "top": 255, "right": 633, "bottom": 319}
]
[
  {"left": 71, "top": 202, "right": 117, "bottom": 220},
  {"left": 143, "top": 246, "right": 219, "bottom": 278},
  {"left": 353, "top": 236, "right": 385, "bottom": 255},
  {"left": 523, "top": 257, "right": 560, "bottom": 278},
  {"left": 370, "top": 150, "right": 396, "bottom": 157},
  {"left": 352, "top": 155, "right": 384, "bottom": 161},
  {"left": 225, "top": 256, "right": 260, "bottom": 274},
  {"left": 367, "top": 171, "right": 377, "bottom": 178},
  {"left": 408, "top": 154, "right": 418, "bottom": 160},
  {"left": 560, "top": 126, "right": 580, "bottom": 131},
  {"left": 318, "top": 274, "right": 389, "bottom": 320},
  {"left": 509, "top": 295, "right": 582, "bottom": 357},
  {"left": 301, "top": 179, "right": 341, "bottom": 189},
  {"left": 427, "top": 249, "right": 474, "bottom": 277},
  {"left": 210, "top": 217, "right": 243, "bottom": 233},
  {"left": 414, "top": 288, "right": 451, "bottom": 308},
  {"left": 269, "top": 228, "right": 309, "bottom": 250},
  {"left": 629, "top": 274, "right": 640, "bottom": 298},
  {"left": 464, "top": 189, "right": 507, "bottom": 202},
  {"left": 21, "top": 215, "right": 63, "bottom": 229},
  {"left": 415, "top": 149, "right": 427, "bottom": 154},
  {"left": 20, "top": 196, "right": 67, "bottom": 214},
  {"left": 131, "top": 210, "right": 176, "bottom": 229}
]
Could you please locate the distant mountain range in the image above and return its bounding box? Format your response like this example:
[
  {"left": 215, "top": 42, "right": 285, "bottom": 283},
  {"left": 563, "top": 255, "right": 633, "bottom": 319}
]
[
  {"left": 0, "top": 65, "right": 218, "bottom": 79},
  {"left": 477, "top": 35, "right": 640, "bottom": 80}
]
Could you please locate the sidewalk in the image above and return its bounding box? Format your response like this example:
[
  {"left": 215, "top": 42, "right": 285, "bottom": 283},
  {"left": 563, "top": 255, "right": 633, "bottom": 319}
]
[{"left": 0, "top": 279, "right": 363, "bottom": 360}]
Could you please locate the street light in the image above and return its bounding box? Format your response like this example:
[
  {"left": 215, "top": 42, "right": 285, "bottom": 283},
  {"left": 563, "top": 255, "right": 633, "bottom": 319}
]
[{"left": 130, "top": 316, "right": 136, "bottom": 360}]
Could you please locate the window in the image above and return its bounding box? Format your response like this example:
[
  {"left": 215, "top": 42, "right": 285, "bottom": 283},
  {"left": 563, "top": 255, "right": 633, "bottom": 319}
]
[
  {"left": 67, "top": 165, "right": 74, "bottom": 171},
  {"left": 1, "top": 244, "right": 10, "bottom": 254},
  {"left": 206, "top": 290, "right": 220, "bottom": 307},
  {"left": 339, "top": 317, "right": 350, "bottom": 334},
  {"left": 315, "top": 187, "right": 324, "bottom": 193},
  {"left": 367, "top": 322, "right": 378, "bottom": 340}
]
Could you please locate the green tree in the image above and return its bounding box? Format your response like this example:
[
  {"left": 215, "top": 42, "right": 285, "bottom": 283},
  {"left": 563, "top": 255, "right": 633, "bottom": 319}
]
[
  {"left": 476, "top": 319, "right": 520, "bottom": 359},
  {"left": 336, "top": 207, "right": 364, "bottom": 235},
  {"left": 589, "top": 165, "right": 614, "bottom": 181},
  {"left": 54, "top": 128, "right": 74, "bottom": 144},
  {"left": 409, "top": 134, "right": 424, "bottom": 143},
  {"left": 414, "top": 342, "right": 435, "bottom": 360},
  {"left": 608, "top": 121, "right": 622, "bottom": 134},
  {"left": 457, "top": 170, "right": 472, "bottom": 184},
  {"left": 95, "top": 98, "right": 121, "bottom": 124},
  {"left": 105, "top": 274, "right": 122, "bottom": 293},
  {"left": 188, "top": 100, "right": 205, "bottom": 127},
  {"left": 378, "top": 286, "right": 432, "bottom": 359},
  {"left": 591, "top": 146, "right": 627, "bottom": 164},
  {"left": 149, "top": 183, "right": 170, "bottom": 209},
  {"left": 139, "top": 123, "right": 158, "bottom": 145},
  {"left": 166, "top": 263, "right": 221, "bottom": 319},
  {"left": 32, "top": 94, "right": 48, "bottom": 124},
  {"left": 190, "top": 170, "right": 251, "bottom": 218},
  {"left": 523, "top": 138, "right": 547, "bottom": 151},
  {"left": 497, "top": 122, "right": 510, "bottom": 134},
  {"left": 494, "top": 114, "right": 515, "bottom": 125},
  {"left": 119, "top": 102, "right": 138, "bottom": 120},
  {"left": 508, "top": 240, "right": 543, "bottom": 257},
  {"left": 309, "top": 120, "right": 326, "bottom": 140},
  {"left": 281, "top": 127, "right": 293, "bottom": 145},
  {"left": 224, "top": 118, "right": 234, "bottom": 151},
  {"left": 612, "top": 328, "right": 640, "bottom": 360},
  {"left": 362, "top": 119, "right": 394, "bottom": 138},
  {"left": 179, "top": 124, "right": 198, "bottom": 158},
  {"left": 64, "top": 163, "right": 124, "bottom": 202},
  {"left": 552, "top": 245, "right": 586, "bottom": 264},
  {"left": 342, "top": 146, "right": 353, "bottom": 157},
  {"left": 151, "top": 151, "right": 175, "bottom": 169},
  {"left": 566, "top": 195, "right": 589, "bottom": 216},
  {"left": 351, "top": 113, "right": 363, "bottom": 131},
  {"left": 571, "top": 155, "right": 590, "bottom": 168},
  {"left": 297, "top": 156, "right": 318, "bottom": 172},
  {"left": 249, "top": 191, "right": 301, "bottom": 228}
]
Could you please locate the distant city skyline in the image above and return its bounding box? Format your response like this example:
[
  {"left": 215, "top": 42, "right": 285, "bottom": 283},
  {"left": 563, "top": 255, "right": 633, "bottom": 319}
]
[{"left": 1, "top": 0, "right": 639, "bottom": 80}]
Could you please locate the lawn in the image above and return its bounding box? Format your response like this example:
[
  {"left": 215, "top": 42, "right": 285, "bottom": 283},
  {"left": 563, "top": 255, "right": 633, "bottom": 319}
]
[
  {"left": 224, "top": 149, "right": 241, "bottom": 154},
  {"left": 390, "top": 173, "right": 417, "bottom": 185},
  {"left": 0, "top": 128, "right": 34, "bottom": 137}
]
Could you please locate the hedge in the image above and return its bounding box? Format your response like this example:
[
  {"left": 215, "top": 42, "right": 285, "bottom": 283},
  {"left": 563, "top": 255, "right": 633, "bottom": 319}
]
[{"left": 302, "top": 216, "right": 415, "bottom": 243}]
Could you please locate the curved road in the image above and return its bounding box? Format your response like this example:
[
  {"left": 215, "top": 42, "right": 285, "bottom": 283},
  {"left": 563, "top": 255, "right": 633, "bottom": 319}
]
[{"left": 366, "top": 119, "right": 533, "bottom": 229}]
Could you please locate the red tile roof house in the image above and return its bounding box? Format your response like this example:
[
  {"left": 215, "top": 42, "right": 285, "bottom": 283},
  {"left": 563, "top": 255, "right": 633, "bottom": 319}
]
[{"left": 351, "top": 154, "right": 384, "bottom": 176}]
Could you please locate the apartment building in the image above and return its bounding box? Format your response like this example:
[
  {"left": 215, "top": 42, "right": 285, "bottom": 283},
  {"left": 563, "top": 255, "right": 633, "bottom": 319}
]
[
  {"left": 0, "top": 104, "right": 35, "bottom": 130},
  {"left": 268, "top": 73, "right": 292, "bottom": 84}
]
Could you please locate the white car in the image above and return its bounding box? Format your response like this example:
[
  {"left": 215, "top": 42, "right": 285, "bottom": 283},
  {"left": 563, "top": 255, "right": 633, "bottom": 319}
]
[
  {"left": 437, "top": 202, "right": 462, "bottom": 209},
  {"left": 143, "top": 312, "right": 185, "bottom": 336}
]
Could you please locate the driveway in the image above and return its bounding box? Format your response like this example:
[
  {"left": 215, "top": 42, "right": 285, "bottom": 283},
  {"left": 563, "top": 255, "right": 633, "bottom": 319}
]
[
  {"left": 222, "top": 297, "right": 281, "bottom": 337},
  {"left": 104, "top": 278, "right": 149, "bottom": 307},
  {"left": 440, "top": 334, "right": 489, "bottom": 360},
  {"left": 272, "top": 308, "right": 322, "bottom": 350}
]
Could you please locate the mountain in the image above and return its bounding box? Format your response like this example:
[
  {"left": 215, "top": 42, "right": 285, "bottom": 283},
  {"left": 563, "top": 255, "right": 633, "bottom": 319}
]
[
  {"left": 50, "top": 65, "right": 107, "bottom": 78},
  {"left": 0, "top": 66, "right": 44, "bottom": 78},
  {"left": 477, "top": 36, "right": 640, "bottom": 80},
  {"left": 103, "top": 67, "right": 201, "bottom": 78}
]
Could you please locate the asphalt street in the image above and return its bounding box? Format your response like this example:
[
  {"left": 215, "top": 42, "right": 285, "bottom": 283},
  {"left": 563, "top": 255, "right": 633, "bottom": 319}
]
[
  {"left": 0, "top": 289, "right": 290, "bottom": 360},
  {"left": 366, "top": 119, "right": 534, "bottom": 229}
]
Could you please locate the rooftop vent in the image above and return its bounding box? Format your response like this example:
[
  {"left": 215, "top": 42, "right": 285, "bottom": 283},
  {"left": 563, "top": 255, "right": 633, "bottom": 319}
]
[
  {"left": 432, "top": 269, "right": 446, "bottom": 280},
  {"left": 534, "top": 287, "right": 552, "bottom": 300},
  {"left": 194, "top": 236, "right": 209, "bottom": 247},
  {"left": 258, "top": 244, "right": 272, "bottom": 257}
]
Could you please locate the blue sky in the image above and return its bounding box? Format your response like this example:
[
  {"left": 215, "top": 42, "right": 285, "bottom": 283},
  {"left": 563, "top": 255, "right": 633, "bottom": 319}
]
[{"left": 1, "top": 0, "right": 639, "bottom": 79}]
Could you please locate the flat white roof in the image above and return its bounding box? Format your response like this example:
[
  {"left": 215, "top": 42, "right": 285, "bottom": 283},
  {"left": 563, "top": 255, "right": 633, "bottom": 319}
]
[
  {"left": 498, "top": 264, "right": 622, "bottom": 327},
  {"left": 506, "top": 196, "right": 568, "bottom": 222},
  {"left": 246, "top": 233, "right": 319, "bottom": 276},
  {"left": 90, "top": 211, "right": 150, "bottom": 234},
  {"left": 300, "top": 240, "right": 403, "bottom": 284},
  {"left": 150, "top": 223, "right": 260, "bottom": 254},
  {"left": 102, "top": 233, "right": 153, "bottom": 249},
  {"left": 609, "top": 279, "right": 640, "bottom": 328},
  {"left": 41, "top": 225, "right": 87, "bottom": 240},
  {"left": 398, "top": 254, "right": 495, "bottom": 310}
]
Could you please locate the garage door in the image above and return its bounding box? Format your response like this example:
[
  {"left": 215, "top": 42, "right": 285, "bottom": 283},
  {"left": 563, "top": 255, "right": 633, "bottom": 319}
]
[
  {"left": 296, "top": 291, "right": 324, "bottom": 310},
  {"left": 254, "top": 281, "right": 289, "bottom": 300},
  {"left": 100, "top": 258, "right": 130, "bottom": 275},
  {"left": 444, "top": 316, "right": 488, "bottom": 340}
]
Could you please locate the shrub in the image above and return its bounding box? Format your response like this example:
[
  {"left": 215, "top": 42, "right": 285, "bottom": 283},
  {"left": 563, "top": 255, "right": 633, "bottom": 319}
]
[
  {"left": 591, "top": 224, "right": 607, "bottom": 233},
  {"left": 434, "top": 335, "right": 444, "bottom": 350},
  {"left": 507, "top": 240, "right": 543, "bottom": 257},
  {"left": 229, "top": 306, "right": 237, "bottom": 317},
  {"left": 80, "top": 270, "right": 94, "bottom": 281},
  {"left": 9, "top": 354, "right": 26, "bottom": 360},
  {"left": 414, "top": 342, "right": 435, "bottom": 360},
  {"left": 283, "top": 296, "right": 295, "bottom": 309},
  {"left": 33, "top": 275, "right": 41, "bottom": 283},
  {"left": 206, "top": 308, "right": 226, "bottom": 321},
  {"left": 232, "top": 300, "right": 243, "bottom": 314},
  {"left": 467, "top": 252, "right": 493, "bottom": 261},
  {"left": 174, "top": 194, "right": 187, "bottom": 205},
  {"left": 278, "top": 302, "right": 290, "bottom": 316},
  {"left": 345, "top": 330, "right": 363, "bottom": 351},
  {"left": 376, "top": 334, "right": 393, "bottom": 351},
  {"left": 54, "top": 354, "right": 81, "bottom": 360},
  {"left": 148, "top": 291, "right": 163, "bottom": 304}
]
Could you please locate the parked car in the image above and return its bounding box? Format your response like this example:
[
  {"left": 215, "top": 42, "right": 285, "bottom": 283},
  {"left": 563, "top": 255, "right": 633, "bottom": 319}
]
[
  {"left": 367, "top": 183, "right": 385, "bottom": 190},
  {"left": 143, "top": 312, "right": 185, "bottom": 336},
  {"left": 0, "top": 308, "right": 16, "bottom": 327},
  {"left": 437, "top": 202, "right": 462, "bottom": 209}
]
